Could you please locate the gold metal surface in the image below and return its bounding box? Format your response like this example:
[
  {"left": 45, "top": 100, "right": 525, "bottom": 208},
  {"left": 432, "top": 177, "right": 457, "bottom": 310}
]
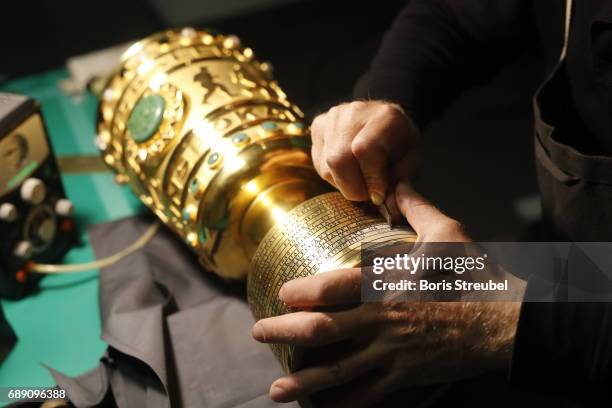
[
  {"left": 249, "top": 192, "right": 416, "bottom": 371},
  {"left": 97, "top": 28, "right": 416, "bottom": 374}
]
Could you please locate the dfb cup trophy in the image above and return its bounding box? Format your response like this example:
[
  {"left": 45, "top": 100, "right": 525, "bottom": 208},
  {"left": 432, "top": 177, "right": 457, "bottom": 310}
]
[{"left": 96, "top": 28, "right": 416, "bottom": 375}]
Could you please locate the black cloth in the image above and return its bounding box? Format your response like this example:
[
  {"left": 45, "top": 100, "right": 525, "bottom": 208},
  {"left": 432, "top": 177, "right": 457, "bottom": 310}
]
[
  {"left": 354, "top": 0, "right": 612, "bottom": 155},
  {"left": 50, "top": 216, "right": 297, "bottom": 408},
  {"left": 354, "top": 0, "right": 612, "bottom": 404},
  {"left": 41, "top": 220, "right": 570, "bottom": 408}
]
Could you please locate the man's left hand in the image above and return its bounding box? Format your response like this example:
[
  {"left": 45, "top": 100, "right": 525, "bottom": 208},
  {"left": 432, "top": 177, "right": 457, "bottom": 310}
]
[
  {"left": 252, "top": 267, "right": 521, "bottom": 407},
  {"left": 252, "top": 184, "right": 523, "bottom": 407}
]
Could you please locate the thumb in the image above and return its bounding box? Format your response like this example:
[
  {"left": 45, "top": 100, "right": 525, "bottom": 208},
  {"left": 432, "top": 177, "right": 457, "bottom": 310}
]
[{"left": 394, "top": 181, "right": 451, "bottom": 239}]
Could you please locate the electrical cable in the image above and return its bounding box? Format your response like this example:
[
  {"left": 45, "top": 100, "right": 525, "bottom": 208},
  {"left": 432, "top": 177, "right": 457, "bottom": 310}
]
[{"left": 29, "top": 222, "right": 160, "bottom": 274}]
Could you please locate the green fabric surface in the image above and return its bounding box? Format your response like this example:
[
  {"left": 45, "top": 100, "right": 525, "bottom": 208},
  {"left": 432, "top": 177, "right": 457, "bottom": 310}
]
[{"left": 0, "top": 69, "right": 144, "bottom": 390}]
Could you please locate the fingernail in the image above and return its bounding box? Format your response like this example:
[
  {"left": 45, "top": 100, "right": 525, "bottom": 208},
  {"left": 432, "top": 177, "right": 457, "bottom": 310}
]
[
  {"left": 251, "top": 323, "right": 264, "bottom": 341},
  {"left": 270, "top": 384, "right": 289, "bottom": 402},
  {"left": 370, "top": 192, "right": 384, "bottom": 206}
]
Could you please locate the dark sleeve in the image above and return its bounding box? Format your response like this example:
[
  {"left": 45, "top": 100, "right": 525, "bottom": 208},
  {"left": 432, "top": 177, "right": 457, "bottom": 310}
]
[
  {"left": 511, "top": 246, "right": 612, "bottom": 403},
  {"left": 353, "top": 0, "right": 535, "bottom": 130}
]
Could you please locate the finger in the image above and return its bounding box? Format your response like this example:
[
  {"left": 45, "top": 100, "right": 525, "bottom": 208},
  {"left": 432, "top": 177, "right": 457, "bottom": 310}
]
[
  {"left": 268, "top": 348, "right": 377, "bottom": 402},
  {"left": 327, "top": 157, "right": 368, "bottom": 201},
  {"left": 352, "top": 103, "right": 420, "bottom": 204},
  {"left": 351, "top": 122, "right": 392, "bottom": 204},
  {"left": 310, "top": 119, "right": 324, "bottom": 172},
  {"left": 383, "top": 153, "right": 424, "bottom": 224},
  {"left": 311, "top": 114, "right": 334, "bottom": 185},
  {"left": 280, "top": 268, "right": 362, "bottom": 307},
  {"left": 323, "top": 106, "right": 368, "bottom": 201},
  {"left": 252, "top": 308, "right": 367, "bottom": 346},
  {"left": 394, "top": 181, "right": 452, "bottom": 238},
  {"left": 310, "top": 112, "right": 326, "bottom": 142},
  {"left": 312, "top": 137, "right": 334, "bottom": 186}
]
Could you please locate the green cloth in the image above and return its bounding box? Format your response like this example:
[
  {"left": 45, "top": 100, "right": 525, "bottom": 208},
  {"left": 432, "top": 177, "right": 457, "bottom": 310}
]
[{"left": 0, "top": 69, "right": 144, "bottom": 390}]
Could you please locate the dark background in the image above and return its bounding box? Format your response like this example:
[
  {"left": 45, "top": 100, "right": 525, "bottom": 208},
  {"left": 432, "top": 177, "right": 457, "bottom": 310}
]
[{"left": 1, "top": 0, "right": 544, "bottom": 240}]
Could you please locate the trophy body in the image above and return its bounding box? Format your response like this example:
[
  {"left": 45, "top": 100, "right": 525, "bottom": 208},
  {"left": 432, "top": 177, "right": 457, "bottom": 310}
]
[{"left": 97, "top": 28, "right": 416, "bottom": 372}]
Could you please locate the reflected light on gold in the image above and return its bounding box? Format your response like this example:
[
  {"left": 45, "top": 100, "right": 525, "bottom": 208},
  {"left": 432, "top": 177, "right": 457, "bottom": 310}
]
[
  {"left": 149, "top": 72, "right": 167, "bottom": 91},
  {"left": 193, "top": 121, "right": 217, "bottom": 142},
  {"left": 137, "top": 58, "right": 155, "bottom": 75},
  {"left": 243, "top": 180, "right": 259, "bottom": 194},
  {"left": 224, "top": 156, "right": 246, "bottom": 172},
  {"left": 97, "top": 28, "right": 417, "bottom": 380},
  {"left": 271, "top": 206, "right": 287, "bottom": 223},
  {"left": 122, "top": 41, "right": 144, "bottom": 60}
]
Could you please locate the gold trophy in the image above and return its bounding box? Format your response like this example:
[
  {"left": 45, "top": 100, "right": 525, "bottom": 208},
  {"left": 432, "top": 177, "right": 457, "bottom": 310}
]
[{"left": 96, "top": 28, "right": 416, "bottom": 374}]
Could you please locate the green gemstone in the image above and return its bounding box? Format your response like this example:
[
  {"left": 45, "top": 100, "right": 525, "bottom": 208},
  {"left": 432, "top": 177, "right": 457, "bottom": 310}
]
[
  {"left": 189, "top": 178, "right": 199, "bottom": 193},
  {"left": 207, "top": 152, "right": 220, "bottom": 165},
  {"left": 294, "top": 121, "right": 305, "bottom": 128},
  {"left": 262, "top": 121, "right": 277, "bottom": 130},
  {"left": 128, "top": 95, "right": 165, "bottom": 143},
  {"left": 182, "top": 209, "right": 190, "bottom": 221},
  {"left": 232, "top": 133, "right": 248, "bottom": 144}
]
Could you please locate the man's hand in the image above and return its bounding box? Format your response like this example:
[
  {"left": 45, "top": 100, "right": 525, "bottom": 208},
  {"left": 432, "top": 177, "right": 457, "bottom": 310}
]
[
  {"left": 251, "top": 182, "right": 523, "bottom": 407},
  {"left": 311, "top": 101, "right": 422, "bottom": 205}
]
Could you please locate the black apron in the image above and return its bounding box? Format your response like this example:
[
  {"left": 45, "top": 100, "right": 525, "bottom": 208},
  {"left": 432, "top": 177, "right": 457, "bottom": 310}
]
[
  {"left": 534, "top": 0, "right": 612, "bottom": 242},
  {"left": 512, "top": 3, "right": 612, "bottom": 404}
]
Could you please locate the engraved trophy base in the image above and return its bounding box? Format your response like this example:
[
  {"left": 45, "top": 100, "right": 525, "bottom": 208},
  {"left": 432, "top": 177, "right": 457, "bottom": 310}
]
[{"left": 249, "top": 192, "right": 416, "bottom": 373}]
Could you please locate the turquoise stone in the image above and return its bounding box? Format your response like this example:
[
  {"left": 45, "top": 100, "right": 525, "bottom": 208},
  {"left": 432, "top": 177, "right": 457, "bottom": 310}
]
[
  {"left": 207, "top": 152, "right": 220, "bottom": 165},
  {"left": 231, "top": 133, "right": 249, "bottom": 144},
  {"left": 189, "top": 178, "right": 199, "bottom": 193},
  {"left": 261, "top": 121, "right": 277, "bottom": 130},
  {"left": 127, "top": 94, "right": 165, "bottom": 143}
]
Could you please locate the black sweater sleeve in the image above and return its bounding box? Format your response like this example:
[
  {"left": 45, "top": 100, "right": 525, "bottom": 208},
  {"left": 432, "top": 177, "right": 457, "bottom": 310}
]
[
  {"left": 353, "top": 0, "right": 535, "bottom": 129},
  {"left": 511, "top": 244, "right": 612, "bottom": 403}
]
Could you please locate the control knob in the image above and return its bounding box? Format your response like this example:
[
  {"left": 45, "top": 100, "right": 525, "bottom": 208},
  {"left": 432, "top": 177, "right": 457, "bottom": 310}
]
[
  {"left": 20, "top": 178, "right": 46, "bottom": 205},
  {"left": 0, "top": 203, "right": 17, "bottom": 222}
]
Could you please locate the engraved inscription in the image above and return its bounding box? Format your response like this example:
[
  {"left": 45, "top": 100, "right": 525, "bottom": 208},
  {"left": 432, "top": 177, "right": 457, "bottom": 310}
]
[{"left": 248, "top": 192, "right": 416, "bottom": 372}]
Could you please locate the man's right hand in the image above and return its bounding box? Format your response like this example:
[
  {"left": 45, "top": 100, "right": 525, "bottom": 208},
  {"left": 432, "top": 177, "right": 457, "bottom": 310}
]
[{"left": 310, "top": 100, "right": 422, "bottom": 205}]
